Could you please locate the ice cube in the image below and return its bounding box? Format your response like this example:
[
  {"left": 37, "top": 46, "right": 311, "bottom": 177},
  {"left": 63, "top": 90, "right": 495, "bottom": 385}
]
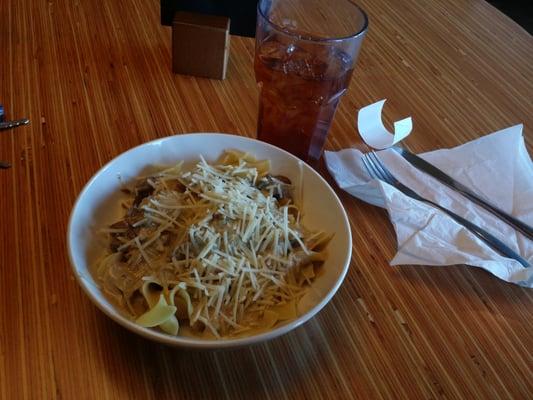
[
  {"left": 258, "top": 40, "right": 287, "bottom": 68},
  {"left": 283, "top": 46, "right": 327, "bottom": 80}
]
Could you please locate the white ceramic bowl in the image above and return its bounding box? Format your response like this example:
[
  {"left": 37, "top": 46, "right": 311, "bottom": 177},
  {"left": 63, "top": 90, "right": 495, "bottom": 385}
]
[{"left": 68, "top": 133, "right": 352, "bottom": 349}]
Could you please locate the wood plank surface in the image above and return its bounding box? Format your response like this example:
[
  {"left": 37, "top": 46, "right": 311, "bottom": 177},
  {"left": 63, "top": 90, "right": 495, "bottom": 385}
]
[{"left": 1, "top": 0, "right": 532, "bottom": 399}]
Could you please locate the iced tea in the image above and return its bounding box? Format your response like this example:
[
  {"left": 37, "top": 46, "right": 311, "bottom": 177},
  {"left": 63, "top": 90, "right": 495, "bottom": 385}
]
[
  {"left": 255, "top": 39, "right": 354, "bottom": 163},
  {"left": 254, "top": 0, "right": 367, "bottom": 164}
]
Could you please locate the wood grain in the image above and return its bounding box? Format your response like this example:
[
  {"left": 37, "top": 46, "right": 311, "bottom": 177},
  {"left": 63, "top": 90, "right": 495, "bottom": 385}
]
[{"left": 1, "top": 0, "right": 532, "bottom": 399}]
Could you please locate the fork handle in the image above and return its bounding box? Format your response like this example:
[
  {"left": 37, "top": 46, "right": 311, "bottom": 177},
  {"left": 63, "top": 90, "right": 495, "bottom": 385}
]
[
  {"left": 393, "top": 146, "right": 533, "bottom": 240},
  {"left": 449, "top": 186, "right": 533, "bottom": 240},
  {"left": 402, "top": 186, "right": 530, "bottom": 268}
]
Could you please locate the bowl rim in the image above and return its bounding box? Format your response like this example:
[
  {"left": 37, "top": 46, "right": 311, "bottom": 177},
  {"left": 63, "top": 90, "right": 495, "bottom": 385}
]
[{"left": 67, "top": 132, "right": 352, "bottom": 349}]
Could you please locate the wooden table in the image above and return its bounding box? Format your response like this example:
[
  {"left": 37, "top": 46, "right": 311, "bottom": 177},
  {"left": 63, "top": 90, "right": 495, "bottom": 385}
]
[{"left": 1, "top": 0, "right": 532, "bottom": 398}]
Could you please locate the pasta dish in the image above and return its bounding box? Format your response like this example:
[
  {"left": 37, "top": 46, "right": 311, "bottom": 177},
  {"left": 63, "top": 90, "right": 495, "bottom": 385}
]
[{"left": 95, "top": 150, "right": 331, "bottom": 339}]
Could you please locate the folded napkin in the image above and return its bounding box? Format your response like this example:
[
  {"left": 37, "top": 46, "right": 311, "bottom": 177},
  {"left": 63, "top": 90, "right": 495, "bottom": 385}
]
[{"left": 325, "top": 124, "right": 533, "bottom": 287}]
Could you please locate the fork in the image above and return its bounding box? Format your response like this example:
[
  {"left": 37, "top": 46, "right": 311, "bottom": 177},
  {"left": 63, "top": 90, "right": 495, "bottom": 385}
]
[
  {"left": 362, "top": 151, "right": 530, "bottom": 268},
  {"left": 0, "top": 118, "right": 30, "bottom": 130}
]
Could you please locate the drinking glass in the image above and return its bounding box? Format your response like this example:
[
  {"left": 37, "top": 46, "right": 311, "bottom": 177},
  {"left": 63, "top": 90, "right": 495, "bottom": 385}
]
[{"left": 254, "top": 0, "right": 368, "bottom": 164}]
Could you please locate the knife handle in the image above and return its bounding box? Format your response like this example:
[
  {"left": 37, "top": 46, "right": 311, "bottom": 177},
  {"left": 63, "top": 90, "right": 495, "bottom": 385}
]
[
  {"left": 397, "top": 181, "right": 530, "bottom": 268},
  {"left": 454, "top": 188, "right": 533, "bottom": 241},
  {"left": 394, "top": 146, "right": 533, "bottom": 241}
]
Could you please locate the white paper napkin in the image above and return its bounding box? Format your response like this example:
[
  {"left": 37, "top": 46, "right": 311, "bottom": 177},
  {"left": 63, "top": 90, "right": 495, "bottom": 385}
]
[{"left": 325, "top": 124, "right": 533, "bottom": 287}]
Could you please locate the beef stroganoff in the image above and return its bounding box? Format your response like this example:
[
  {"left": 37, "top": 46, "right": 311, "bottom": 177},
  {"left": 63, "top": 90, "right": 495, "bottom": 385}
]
[{"left": 95, "top": 150, "right": 331, "bottom": 339}]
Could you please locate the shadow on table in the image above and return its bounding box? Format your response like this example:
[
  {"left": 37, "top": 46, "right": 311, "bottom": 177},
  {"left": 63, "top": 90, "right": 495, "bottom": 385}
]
[{"left": 91, "top": 311, "right": 355, "bottom": 399}]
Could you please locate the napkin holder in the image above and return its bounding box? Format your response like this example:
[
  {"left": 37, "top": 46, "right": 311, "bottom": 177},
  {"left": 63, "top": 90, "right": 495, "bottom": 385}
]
[{"left": 172, "top": 11, "right": 230, "bottom": 80}]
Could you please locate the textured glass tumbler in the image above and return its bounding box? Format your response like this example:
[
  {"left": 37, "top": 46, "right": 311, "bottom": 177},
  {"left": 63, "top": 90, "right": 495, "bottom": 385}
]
[{"left": 255, "top": 0, "right": 368, "bottom": 164}]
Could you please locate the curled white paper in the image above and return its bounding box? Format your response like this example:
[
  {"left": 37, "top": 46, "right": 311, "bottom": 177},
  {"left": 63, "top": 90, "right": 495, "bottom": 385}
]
[{"left": 357, "top": 99, "right": 412, "bottom": 149}]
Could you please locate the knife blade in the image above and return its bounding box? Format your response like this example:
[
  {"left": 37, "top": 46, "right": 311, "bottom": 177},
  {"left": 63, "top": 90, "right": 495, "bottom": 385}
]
[
  {"left": 393, "top": 146, "right": 533, "bottom": 240},
  {"left": 0, "top": 118, "right": 30, "bottom": 130}
]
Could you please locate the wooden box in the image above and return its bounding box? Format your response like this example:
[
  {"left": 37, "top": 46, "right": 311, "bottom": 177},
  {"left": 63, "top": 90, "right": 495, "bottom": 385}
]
[{"left": 172, "top": 11, "right": 230, "bottom": 80}]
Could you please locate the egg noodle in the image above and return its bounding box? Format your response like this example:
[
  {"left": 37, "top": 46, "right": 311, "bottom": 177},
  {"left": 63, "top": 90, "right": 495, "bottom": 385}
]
[{"left": 95, "top": 150, "right": 331, "bottom": 339}]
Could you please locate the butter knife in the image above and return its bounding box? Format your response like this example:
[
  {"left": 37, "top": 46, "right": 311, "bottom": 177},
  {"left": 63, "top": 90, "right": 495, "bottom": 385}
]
[
  {"left": 393, "top": 146, "right": 533, "bottom": 240},
  {"left": 0, "top": 118, "right": 30, "bottom": 130}
]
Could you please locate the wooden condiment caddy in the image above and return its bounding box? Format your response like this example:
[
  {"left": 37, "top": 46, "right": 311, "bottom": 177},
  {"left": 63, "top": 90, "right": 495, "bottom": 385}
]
[{"left": 172, "top": 11, "right": 230, "bottom": 80}]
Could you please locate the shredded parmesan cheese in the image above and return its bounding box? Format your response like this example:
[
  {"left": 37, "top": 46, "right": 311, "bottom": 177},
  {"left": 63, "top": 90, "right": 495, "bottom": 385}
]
[{"left": 96, "top": 150, "right": 331, "bottom": 339}]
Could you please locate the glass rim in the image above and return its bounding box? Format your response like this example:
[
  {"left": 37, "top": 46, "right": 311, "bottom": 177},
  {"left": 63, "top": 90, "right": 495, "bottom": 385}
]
[{"left": 257, "top": 0, "right": 369, "bottom": 43}]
